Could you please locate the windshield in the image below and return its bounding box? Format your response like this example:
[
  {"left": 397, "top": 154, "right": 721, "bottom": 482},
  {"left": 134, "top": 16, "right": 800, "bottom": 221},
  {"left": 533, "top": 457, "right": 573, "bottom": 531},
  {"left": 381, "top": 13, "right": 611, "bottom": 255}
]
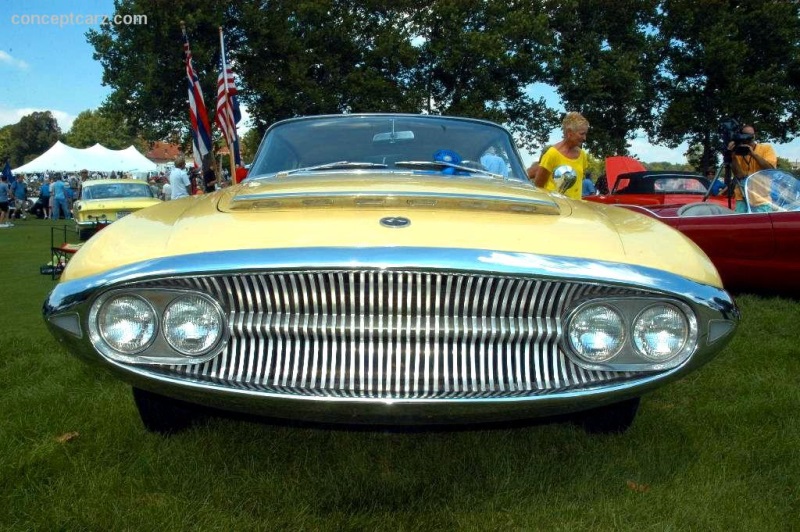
[
  {"left": 249, "top": 115, "right": 529, "bottom": 182},
  {"left": 82, "top": 183, "right": 154, "bottom": 200},
  {"left": 744, "top": 169, "right": 800, "bottom": 212}
]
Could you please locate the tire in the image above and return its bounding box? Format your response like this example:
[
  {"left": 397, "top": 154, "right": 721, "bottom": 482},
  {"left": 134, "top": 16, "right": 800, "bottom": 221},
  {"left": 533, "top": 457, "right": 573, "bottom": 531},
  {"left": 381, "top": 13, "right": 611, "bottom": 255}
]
[
  {"left": 78, "top": 228, "right": 95, "bottom": 241},
  {"left": 575, "top": 397, "right": 641, "bottom": 434},
  {"left": 132, "top": 387, "right": 207, "bottom": 434}
]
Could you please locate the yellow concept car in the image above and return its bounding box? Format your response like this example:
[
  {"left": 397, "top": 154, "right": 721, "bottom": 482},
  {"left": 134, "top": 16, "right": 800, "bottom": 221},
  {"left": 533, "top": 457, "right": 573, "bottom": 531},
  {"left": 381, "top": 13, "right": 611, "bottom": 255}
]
[
  {"left": 73, "top": 178, "right": 162, "bottom": 240},
  {"left": 44, "top": 114, "right": 739, "bottom": 434}
]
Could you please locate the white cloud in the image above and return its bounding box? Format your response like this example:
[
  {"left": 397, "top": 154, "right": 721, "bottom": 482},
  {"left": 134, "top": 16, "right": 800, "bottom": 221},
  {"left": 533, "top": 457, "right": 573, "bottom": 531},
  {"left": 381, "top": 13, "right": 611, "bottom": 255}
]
[
  {"left": 0, "top": 106, "right": 77, "bottom": 132},
  {"left": 0, "top": 50, "right": 29, "bottom": 69}
]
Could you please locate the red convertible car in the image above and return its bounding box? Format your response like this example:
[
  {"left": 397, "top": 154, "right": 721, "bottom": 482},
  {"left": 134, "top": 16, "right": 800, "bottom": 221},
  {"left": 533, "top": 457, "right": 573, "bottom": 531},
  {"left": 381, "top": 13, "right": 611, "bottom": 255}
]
[
  {"left": 585, "top": 170, "right": 733, "bottom": 208},
  {"left": 624, "top": 169, "right": 800, "bottom": 295}
]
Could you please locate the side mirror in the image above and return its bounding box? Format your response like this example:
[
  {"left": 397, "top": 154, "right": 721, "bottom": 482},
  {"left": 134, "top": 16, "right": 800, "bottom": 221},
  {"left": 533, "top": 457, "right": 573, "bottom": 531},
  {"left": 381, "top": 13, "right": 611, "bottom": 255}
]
[{"left": 553, "top": 165, "right": 577, "bottom": 194}]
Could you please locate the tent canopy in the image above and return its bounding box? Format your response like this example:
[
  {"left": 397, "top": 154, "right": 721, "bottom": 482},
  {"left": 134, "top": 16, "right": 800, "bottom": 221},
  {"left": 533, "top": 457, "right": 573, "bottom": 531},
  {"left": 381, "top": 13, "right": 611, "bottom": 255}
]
[{"left": 12, "top": 141, "right": 158, "bottom": 174}]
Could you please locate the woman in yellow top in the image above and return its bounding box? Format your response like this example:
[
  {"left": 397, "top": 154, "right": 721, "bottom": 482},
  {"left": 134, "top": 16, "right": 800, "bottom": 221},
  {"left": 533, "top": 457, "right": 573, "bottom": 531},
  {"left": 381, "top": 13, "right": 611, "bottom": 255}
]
[{"left": 531, "top": 112, "right": 589, "bottom": 200}]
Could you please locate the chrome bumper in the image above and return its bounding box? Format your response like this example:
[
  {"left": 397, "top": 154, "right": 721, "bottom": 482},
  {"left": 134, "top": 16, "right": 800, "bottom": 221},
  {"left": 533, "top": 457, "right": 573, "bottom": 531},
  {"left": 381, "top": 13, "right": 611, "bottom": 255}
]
[{"left": 44, "top": 247, "right": 739, "bottom": 424}]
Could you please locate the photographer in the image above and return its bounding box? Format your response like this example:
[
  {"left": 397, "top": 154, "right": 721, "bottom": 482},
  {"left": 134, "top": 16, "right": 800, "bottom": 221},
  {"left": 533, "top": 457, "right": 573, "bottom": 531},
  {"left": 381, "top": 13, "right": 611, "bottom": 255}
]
[{"left": 719, "top": 124, "right": 777, "bottom": 212}]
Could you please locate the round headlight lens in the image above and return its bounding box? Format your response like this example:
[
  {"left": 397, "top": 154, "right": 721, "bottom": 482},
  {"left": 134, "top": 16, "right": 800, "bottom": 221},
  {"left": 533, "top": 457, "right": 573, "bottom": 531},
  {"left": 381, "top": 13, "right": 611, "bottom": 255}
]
[
  {"left": 97, "top": 295, "right": 156, "bottom": 354},
  {"left": 163, "top": 295, "right": 223, "bottom": 356},
  {"left": 568, "top": 304, "right": 625, "bottom": 362},
  {"left": 633, "top": 304, "right": 688, "bottom": 362}
]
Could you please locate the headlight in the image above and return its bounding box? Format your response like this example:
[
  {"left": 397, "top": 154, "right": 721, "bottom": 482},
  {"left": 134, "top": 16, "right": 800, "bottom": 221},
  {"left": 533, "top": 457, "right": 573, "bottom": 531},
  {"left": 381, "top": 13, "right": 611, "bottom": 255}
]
[
  {"left": 567, "top": 304, "right": 625, "bottom": 362},
  {"left": 633, "top": 304, "right": 688, "bottom": 362},
  {"left": 163, "top": 295, "right": 224, "bottom": 356},
  {"left": 97, "top": 295, "right": 156, "bottom": 354}
]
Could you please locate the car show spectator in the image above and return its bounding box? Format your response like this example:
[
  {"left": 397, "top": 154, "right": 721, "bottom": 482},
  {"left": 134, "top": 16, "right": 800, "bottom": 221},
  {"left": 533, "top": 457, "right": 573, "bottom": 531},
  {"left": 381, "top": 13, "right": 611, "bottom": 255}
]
[
  {"left": 10, "top": 174, "right": 28, "bottom": 220},
  {"left": 532, "top": 112, "right": 589, "bottom": 199},
  {"left": 38, "top": 179, "right": 51, "bottom": 219},
  {"left": 582, "top": 171, "right": 596, "bottom": 196},
  {"left": 51, "top": 176, "right": 70, "bottom": 220},
  {"left": 0, "top": 175, "right": 11, "bottom": 227},
  {"left": 169, "top": 155, "right": 191, "bottom": 200},
  {"left": 202, "top": 153, "right": 218, "bottom": 193},
  {"left": 480, "top": 147, "right": 508, "bottom": 177},
  {"left": 234, "top": 164, "right": 248, "bottom": 184},
  {"left": 719, "top": 124, "right": 777, "bottom": 212},
  {"left": 595, "top": 173, "right": 610, "bottom": 195}
]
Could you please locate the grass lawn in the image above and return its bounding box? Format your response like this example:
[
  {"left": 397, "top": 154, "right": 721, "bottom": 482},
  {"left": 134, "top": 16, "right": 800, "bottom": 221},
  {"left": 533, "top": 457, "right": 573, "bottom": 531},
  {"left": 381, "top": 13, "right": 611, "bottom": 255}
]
[{"left": 1, "top": 217, "right": 798, "bottom": 530}]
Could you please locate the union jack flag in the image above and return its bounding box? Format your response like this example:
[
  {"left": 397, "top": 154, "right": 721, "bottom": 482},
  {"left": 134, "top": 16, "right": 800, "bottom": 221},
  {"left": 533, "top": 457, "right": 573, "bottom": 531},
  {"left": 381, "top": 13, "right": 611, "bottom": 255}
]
[
  {"left": 182, "top": 27, "right": 212, "bottom": 168},
  {"left": 216, "top": 29, "right": 241, "bottom": 165}
]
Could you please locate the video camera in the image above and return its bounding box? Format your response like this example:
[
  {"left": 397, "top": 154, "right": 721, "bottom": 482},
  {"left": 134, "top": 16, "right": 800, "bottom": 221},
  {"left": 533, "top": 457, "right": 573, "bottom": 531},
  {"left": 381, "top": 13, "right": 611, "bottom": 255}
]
[{"left": 718, "top": 117, "right": 754, "bottom": 156}]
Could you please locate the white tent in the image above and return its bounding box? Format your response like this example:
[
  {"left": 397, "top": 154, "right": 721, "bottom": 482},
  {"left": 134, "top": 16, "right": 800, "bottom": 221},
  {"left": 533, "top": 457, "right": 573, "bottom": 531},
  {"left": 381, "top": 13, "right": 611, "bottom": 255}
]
[{"left": 12, "top": 141, "right": 158, "bottom": 174}]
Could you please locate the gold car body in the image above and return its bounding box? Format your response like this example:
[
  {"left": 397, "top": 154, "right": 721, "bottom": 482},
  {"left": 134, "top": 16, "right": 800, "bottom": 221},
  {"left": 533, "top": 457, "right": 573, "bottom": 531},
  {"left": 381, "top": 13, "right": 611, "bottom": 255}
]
[
  {"left": 63, "top": 174, "right": 720, "bottom": 286},
  {"left": 45, "top": 114, "right": 738, "bottom": 432}
]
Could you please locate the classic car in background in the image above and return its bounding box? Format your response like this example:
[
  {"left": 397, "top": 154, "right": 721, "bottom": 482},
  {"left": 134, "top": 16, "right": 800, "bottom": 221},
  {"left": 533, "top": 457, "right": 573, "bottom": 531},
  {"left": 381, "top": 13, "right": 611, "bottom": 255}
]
[
  {"left": 73, "top": 179, "right": 162, "bottom": 240},
  {"left": 622, "top": 168, "right": 800, "bottom": 295},
  {"left": 44, "top": 114, "right": 739, "bottom": 435},
  {"left": 584, "top": 170, "right": 732, "bottom": 208}
]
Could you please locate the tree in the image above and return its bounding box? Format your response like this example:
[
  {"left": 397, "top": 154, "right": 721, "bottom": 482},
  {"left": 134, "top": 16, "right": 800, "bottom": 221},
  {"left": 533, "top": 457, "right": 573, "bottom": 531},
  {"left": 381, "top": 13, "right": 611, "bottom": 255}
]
[
  {"left": 88, "top": 0, "right": 559, "bottom": 150},
  {"left": 648, "top": 0, "right": 800, "bottom": 172},
  {"left": 544, "top": 0, "right": 661, "bottom": 157},
  {"left": 408, "top": 0, "right": 558, "bottom": 151},
  {"left": 239, "top": 128, "right": 261, "bottom": 164},
  {"left": 87, "top": 0, "right": 231, "bottom": 141},
  {"left": 64, "top": 108, "right": 143, "bottom": 150},
  {"left": 2, "top": 111, "right": 61, "bottom": 167}
]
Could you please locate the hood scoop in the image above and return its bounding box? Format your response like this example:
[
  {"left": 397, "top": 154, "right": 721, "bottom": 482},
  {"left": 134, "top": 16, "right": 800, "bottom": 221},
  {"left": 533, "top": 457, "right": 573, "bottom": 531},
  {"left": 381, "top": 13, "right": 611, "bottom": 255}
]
[{"left": 221, "top": 189, "right": 561, "bottom": 215}]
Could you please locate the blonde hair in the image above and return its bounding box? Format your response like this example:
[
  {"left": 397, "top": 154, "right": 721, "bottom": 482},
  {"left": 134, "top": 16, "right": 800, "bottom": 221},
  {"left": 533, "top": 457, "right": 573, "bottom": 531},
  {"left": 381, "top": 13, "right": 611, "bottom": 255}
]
[{"left": 562, "top": 112, "right": 589, "bottom": 135}]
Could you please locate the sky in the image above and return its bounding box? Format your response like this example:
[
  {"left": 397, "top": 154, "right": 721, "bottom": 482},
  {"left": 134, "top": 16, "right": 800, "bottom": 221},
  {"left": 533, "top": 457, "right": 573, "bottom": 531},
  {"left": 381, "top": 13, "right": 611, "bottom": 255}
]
[{"left": 2, "top": 1, "right": 799, "bottom": 166}]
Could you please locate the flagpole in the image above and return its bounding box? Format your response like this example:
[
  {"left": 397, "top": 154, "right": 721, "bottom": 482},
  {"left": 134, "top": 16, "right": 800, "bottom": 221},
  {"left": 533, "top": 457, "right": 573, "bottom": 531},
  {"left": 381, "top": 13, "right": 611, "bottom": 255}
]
[{"left": 219, "top": 26, "right": 237, "bottom": 184}]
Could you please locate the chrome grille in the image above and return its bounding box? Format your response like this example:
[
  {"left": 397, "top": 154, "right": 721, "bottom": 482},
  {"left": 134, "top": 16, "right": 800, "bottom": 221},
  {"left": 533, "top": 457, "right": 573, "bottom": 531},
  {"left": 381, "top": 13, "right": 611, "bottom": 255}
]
[{"left": 141, "top": 271, "right": 645, "bottom": 398}]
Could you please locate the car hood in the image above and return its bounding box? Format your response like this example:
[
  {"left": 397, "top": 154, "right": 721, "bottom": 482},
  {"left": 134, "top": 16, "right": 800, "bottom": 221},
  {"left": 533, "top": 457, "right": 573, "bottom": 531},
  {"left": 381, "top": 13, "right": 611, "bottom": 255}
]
[{"left": 62, "top": 173, "right": 722, "bottom": 287}]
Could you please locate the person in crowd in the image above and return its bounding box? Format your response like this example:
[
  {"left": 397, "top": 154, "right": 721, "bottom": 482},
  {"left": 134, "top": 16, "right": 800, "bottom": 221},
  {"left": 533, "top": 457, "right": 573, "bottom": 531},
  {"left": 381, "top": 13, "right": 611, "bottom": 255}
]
[
  {"left": 234, "top": 164, "right": 248, "bottom": 184},
  {"left": 531, "top": 112, "right": 589, "bottom": 199},
  {"left": 582, "top": 170, "right": 596, "bottom": 196},
  {"left": 77, "top": 169, "right": 89, "bottom": 199},
  {"left": 10, "top": 174, "right": 28, "bottom": 220},
  {"left": 480, "top": 147, "right": 508, "bottom": 177},
  {"left": 202, "top": 153, "right": 217, "bottom": 193},
  {"left": 718, "top": 124, "right": 777, "bottom": 212},
  {"left": 162, "top": 181, "right": 172, "bottom": 200},
  {"left": 595, "top": 173, "right": 610, "bottom": 195},
  {"left": 64, "top": 183, "right": 75, "bottom": 216},
  {"left": 51, "top": 175, "right": 69, "bottom": 220},
  {"left": 169, "top": 155, "right": 191, "bottom": 200},
  {"left": 38, "top": 178, "right": 51, "bottom": 219},
  {"left": 0, "top": 175, "right": 11, "bottom": 227},
  {"left": 706, "top": 168, "right": 725, "bottom": 196}
]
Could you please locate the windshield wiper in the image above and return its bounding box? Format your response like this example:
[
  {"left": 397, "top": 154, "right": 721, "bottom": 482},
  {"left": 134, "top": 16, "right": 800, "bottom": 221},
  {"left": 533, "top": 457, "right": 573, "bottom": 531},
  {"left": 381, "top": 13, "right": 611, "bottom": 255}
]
[
  {"left": 394, "top": 160, "right": 498, "bottom": 178},
  {"left": 277, "top": 161, "right": 388, "bottom": 176}
]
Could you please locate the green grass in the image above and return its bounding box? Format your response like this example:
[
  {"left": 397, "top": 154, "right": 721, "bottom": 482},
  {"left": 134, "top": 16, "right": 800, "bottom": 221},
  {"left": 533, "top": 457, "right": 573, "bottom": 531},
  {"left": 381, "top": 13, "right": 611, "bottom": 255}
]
[{"left": 2, "top": 217, "right": 798, "bottom": 530}]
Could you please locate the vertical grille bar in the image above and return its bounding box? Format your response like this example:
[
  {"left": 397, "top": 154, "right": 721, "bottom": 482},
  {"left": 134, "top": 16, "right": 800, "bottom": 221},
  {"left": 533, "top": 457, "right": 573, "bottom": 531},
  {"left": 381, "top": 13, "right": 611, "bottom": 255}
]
[{"left": 158, "top": 271, "right": 642, "bottom": 398}]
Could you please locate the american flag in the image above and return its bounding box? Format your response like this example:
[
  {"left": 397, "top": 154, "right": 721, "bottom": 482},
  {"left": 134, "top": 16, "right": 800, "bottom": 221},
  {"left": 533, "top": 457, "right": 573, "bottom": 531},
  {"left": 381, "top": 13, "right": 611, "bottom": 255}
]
[
  {"left": 182, "top": 27, "right": 212, "bottom": 168},
  {"left": 216, "top": 29, "right": 241, "bottom": 165}
]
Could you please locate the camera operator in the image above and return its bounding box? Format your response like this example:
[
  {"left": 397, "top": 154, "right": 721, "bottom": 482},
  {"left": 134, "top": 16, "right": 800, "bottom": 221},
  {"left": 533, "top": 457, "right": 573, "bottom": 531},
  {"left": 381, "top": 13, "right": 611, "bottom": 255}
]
[{"left": 719, "top": 124, "right": 777, "bottom": 212}]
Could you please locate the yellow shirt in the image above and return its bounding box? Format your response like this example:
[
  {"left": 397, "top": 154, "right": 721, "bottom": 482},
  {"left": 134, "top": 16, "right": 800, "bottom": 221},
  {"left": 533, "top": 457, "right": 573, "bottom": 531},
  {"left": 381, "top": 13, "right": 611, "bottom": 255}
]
[
  {"left": 539, "top": 146, "right": 587, "bottom": 200},
  {"left": 732, "top": 143, "right": 778, "bottom": 201}
]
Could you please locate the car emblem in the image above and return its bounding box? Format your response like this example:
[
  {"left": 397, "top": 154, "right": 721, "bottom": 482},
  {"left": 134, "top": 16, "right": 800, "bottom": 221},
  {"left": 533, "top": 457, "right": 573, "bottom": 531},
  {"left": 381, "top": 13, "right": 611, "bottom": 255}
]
[{"left": 380, "top": 216, "right": 411, "bottom": 228}]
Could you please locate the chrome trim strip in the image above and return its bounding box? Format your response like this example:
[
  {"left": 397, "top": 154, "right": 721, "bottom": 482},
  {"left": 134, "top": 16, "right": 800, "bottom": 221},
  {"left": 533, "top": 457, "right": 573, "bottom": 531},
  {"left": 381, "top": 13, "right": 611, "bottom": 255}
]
[
  {"left": 231, "top": 190, "right": 558, "bottom": 213},
  {"left": 45, "top": 247, "right": 736, "bottom": 312}
]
